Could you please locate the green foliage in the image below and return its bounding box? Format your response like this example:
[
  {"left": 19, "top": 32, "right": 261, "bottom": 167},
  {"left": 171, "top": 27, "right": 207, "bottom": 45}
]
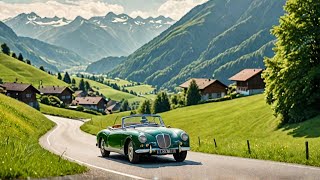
[
  {"left": 153, "top": 91, "right": 171, "bottom": 113},
  {"left": 40, "top": 96, "right": 50, "bottom": 105},
  {"left": 263, "top": 0, "right": 320, "bottom": 123},
  {"left": 39, "top": 66, "right": 45, "bottom": 71},
  {"left": 17, "top": 53, "right": 23, "bottom": 61},
  {"left": 11, "top": 53, "right": 17, "bottom": 59},
  {"left": 0, "top": 78, "right": 2, "bottom": 84},
  {"left": 48, "top": 96, "right": 62, "bottom": 107},
  {"left": 26, "top": 59, "right": 31, "bottom": 65},
  {"left": 0, "top": 94, "right": 86, "bottom": 178},
  {"left": 40, "top": 103, "right": 94, "bottom": 119},
  {"left": 79, "top": 78, "right": 85, "bottom": 91},
  {"left": 85, "top": 81, "right": 91, "bottom": 91},
  {"left": 71, "top": 78, "right": 76, "bottom": 85},
  {"left": 120, "top": 99, "right": 130, "bottom": 112},
  {"left": 63, "top": 72, "right": 71, "bottom": 84},
  {"left": 76, "top": 106, "right": 84, "bottom": 112},
  {"left": 138, "top": 100, "right": 152, "bottom": 114},
  {"left": 57, "top": 72, "right": 62, "bottom": 80},
  {"left": 1, "top": 43, "right": 10, "bottom": 55},
  {"left": 185, "top": 80, "right": 201, "bottom": 106}
]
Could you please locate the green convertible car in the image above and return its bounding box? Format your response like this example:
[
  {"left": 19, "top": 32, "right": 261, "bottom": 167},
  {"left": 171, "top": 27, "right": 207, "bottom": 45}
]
[{"left": 96, "top": 114, "right": 190, "bottom": 163}]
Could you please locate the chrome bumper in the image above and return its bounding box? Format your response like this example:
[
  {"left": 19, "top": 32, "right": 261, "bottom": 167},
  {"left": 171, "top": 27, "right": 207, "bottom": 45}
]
[{"left": 135, "top": 147, "right": 190, "bottom": 154}]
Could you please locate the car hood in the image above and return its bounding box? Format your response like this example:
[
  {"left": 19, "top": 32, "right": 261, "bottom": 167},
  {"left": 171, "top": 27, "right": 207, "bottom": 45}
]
[{"left": 133, "top": 127, "right": 182, "bottom": 138}]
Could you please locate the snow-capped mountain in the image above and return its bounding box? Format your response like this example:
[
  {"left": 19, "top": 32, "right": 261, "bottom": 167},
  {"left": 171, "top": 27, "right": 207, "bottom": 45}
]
[
  {"left": 4, "top": 12, "right": 71, "bottom": 38},
  {"left": 5, "top": 12, "right": 175, "bottom": 61}
]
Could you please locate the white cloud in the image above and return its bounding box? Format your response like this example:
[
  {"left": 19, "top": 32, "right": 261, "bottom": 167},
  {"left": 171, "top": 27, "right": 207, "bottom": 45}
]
[
  {"left": 158, "top": 0, "right": 208, "bottom": 20},
  {"left": 0, "top": 0, "right": 124, "bottom": 20}
]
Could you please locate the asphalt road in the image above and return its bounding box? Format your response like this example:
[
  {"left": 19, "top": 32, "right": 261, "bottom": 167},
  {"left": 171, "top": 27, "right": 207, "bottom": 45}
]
[{"left": 40, "top": 115, "right": 320, "bottom": 180}]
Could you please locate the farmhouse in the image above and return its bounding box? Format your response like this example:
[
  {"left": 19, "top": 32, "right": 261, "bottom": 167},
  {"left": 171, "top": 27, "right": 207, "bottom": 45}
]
[
  {"left": 229, "top": 69, "right": 265, "bottom": 96},
  {"left": 39, "top": 86, "right": 73, "bottom": 104},
  {"left": 0, "top": 82, "right": 39, "bottom": 109},
  {"left": 74, "top": 90, "right": 87, "bottom": 97},
  {"left": 179, "top": 78, "right": 228, "bottom": 101},
  {"left": 73, "top": 96, "right": 107, "bottom": 112},
  {"left": 106, "top": 100, "right": 121, "bottom": 114}
]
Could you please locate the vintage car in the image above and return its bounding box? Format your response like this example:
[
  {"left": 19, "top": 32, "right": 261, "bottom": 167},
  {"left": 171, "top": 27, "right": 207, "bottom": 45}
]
[{"left": 96, "top": 114, "right": 190, "bottom": 163}]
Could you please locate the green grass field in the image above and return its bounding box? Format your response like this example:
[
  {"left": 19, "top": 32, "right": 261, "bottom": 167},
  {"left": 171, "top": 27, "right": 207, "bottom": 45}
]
[
  {"left": 0, "top": 94, "right": 86, "bottom": 179},
  {"left": 72, "top": 76, "right": 146, "bottom": 103},
  {"left": 125, "top": 85, "right": 155, "bottom": 94},
  {"left": 0, "top": 54, "right": 67, "bottom": 86},
  {"left": 104, "top": 78, "right": 131, "bottom": 86},
  {"left": 40, "top": 103, "right": 96, "bottom": 119},
  {"left": 81, "top": 94, "right": 320, "bottom": 167}
]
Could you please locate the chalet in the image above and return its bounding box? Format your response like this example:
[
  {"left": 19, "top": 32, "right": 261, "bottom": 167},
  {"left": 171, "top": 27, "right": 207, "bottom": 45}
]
[
  {"left": 74, "top": 90, "right": 87, "bottom": 97},
  {"left": 73, "top": 97, "right": 107, "bottom": 112},
  {"left": 229, "top": 69, "right": 265, "bottom": 96},
  {"left": 0, "top": 82, "right": 40, "bottom": 109},
  {"left": 39, "top": 86, "right": 73, "bottom": 104},
  {"left": 179, "top": 78, "right": 228, "bottom": 101},
  {"left": 106, "top": 100, "right": 121, "bottom": 114}
]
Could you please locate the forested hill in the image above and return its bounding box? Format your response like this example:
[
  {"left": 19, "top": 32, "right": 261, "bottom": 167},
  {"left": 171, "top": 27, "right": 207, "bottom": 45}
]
[{"left": 109, "top": 0, "right": 286, "bottom": 89}]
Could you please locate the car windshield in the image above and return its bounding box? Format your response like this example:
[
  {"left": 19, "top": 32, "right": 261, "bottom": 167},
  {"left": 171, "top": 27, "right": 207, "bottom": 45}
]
[{"left": 122, "top": 115, "right": 165, "bottom": 128}]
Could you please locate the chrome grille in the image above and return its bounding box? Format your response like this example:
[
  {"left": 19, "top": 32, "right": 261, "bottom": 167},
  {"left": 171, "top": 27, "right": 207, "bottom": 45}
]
[{"left": 156, "top": 134, "right": 171, "bottom": 149}]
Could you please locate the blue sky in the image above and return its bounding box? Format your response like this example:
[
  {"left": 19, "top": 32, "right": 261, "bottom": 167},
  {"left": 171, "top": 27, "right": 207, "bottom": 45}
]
[{"left": 0, "top": 0, "right": 207, "bottom": 20}]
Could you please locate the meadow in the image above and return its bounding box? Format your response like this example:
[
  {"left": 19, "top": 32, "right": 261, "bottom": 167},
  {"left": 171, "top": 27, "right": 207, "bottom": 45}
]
[
  {"left": 40, "top": 103, "right": 96, "bottom": 119},
  {"left": 81, "top": 94, "right": 320, "bottom": 167},
  {"left": 0, "top": 94, "right": 86, "bottom": 179}
]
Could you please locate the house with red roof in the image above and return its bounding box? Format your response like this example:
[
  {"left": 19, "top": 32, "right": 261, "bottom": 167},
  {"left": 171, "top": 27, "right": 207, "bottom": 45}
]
[
  {"left": 73, "top": 96, "right": 107, "bottom": 112},
  {"left": 0, "top": 82, "right": 40, "bottom": 109},
  {"left": 179, "top": 78, "right": 228, "bottom": 101},
  {"left": 229, "top": 69, "right": 265, "bottom": 96}
]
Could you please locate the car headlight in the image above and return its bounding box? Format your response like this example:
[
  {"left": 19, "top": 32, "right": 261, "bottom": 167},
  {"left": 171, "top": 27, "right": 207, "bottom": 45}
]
[
  {"left": 180, "top": 132, "right": 188, "bottom": 141},
  {"left": 138, "top": 134, "right": 147, "bottom": 143}
]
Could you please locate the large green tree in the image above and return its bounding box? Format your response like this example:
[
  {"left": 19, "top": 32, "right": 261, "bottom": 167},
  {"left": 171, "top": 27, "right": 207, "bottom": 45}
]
[
  {"left": 138, "top": 100, "right": 152, "bottom": 114},
  {"left": 185, "top": 80, "right": 202, "bottom": 106},
  {"left": 263, "top": 0, "right": 320, "bottom": 123},
  {"left": 1, "top": 43, "right": 10, "bottom": 55},
  {"left": 120, "top": 99, "right": 130, "bottom": 112},
  {"left": 153, "top": 91, "right": 171, "bottom": 113},
  {"left": 79, "top": 78, "right": 85, "bottom": 91},
  {"left": 63, "top": 72, "right": 71, "bottom": 84}
]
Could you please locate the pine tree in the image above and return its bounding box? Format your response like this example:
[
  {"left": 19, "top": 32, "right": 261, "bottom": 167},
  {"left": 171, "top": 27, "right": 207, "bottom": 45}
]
[
  {"left": 63, "top": 72, "right": 71, "bottom": 84},
  {"left": 85, "top": 81, "right": 91, "bottom": 91},
  {"left": 263, "top": 0, "right": 320, "bottom": 123},
  {"left": 79, "top": 78, "right": 86, "bottom": 91},
  {"left": 57, "top": 73, "right": 62, "bottom": 80},
  {"left": 26, "top": 60, "right": 31, "bottom": 65},
  {"left": 39, "top": 66, "right": 45, "bottom": 71},
  {"left": 18, "top": 53, "right": 24, "bottom": 61},
  {"left": 185, "top": 79, "right": 201, "bottom": 106},
  {"left": 120, "top": 99, "right": 129, "bottom": 112},
  {"left": 72, "top": 78, "right": 76, "bottom": 85},
  {"left": 11, "top": 53, "right": 17, "bottom": 59},
  {"left": 1, "top": 43, "right": 10, "bottom": 55},
  {"left": 153, "top": 91, "right": 171, "bottom": 113},
  {"left": 138, "top": 100, "right": 151, "bottom": 114}
]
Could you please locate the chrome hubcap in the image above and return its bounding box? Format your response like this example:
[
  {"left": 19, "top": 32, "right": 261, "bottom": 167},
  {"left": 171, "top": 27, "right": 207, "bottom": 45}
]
[
  {"left": 128, "top": 141, "right": 134, "bottom": 161},
  {"left": 100, "top": 139, "right": 105, "bottom": 154}
]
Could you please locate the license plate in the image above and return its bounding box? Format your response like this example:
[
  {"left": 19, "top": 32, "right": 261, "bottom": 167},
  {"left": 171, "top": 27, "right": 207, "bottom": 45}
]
[{"left": 157, "top": 149, "right": 176, "bottom": 154}]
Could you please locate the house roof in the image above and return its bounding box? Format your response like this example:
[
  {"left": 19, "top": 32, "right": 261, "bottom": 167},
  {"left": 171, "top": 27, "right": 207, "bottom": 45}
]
[
  {"left": 107, "top": 102, "right": 120, "bottom": 111},
  {"left": 39, "top": 86, "right": 73, "bottom": 94},
  {"left": 179, "top": 78, "right": 227, "bottom": 90},
  {"left": 0, "top": 82, "right": 39, "bottom": 93},
  {"left": 229, "top": 69, "right": 263, "bottom": 81},
  {"left": 74, "top": 90, "right": 86, "bottom": 96},
  {"left": 106, "top": 100, "right": 118, "bottom": 107},
  {"left": 74, "top": 97, "right": 107, "bottom": 105}
]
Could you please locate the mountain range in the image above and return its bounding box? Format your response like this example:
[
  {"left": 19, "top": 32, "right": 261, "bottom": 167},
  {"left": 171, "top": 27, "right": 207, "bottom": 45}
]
[
  {"left": 85, "top": 56, "right": 126, "bottom": 74},
  {"left": 108, "top": 0, "right": 286, "bottom": 89},
  {"left": 5, "top": 12, "right": 175, "bottom": 61},
  {"left": 0, "top": 21, "right": 87, "bottom": 72}
]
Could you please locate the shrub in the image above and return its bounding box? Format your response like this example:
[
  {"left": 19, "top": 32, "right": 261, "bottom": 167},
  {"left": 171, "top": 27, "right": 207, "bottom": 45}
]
[{"left": 76, "top": 106, "right": 84, "bottom": 111}]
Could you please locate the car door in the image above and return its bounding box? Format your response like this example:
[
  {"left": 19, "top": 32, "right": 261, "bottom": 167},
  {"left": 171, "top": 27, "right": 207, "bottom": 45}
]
[{"left": 107, "top": 129, "right": 128, "bottom": 153}]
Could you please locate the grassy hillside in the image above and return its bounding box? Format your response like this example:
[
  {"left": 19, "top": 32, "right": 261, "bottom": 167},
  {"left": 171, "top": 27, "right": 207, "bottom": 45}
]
[
  {"left": 81, "top": 95, "right": 320, "bottom": 167},
  {"left": 40, "top": 103, "right": 96, "bottom": 119},
  {"left": 73, "top": 76, "right": 146, "bottom": 103},
  {"left": 125, "top": 85, "right": 155, "bottom": 94},
  {"left": 0, "top": 94, "right": 86, "bottom": 178},
  {"left": 0, "top": 53, "right": 67, "bottom": 86}
]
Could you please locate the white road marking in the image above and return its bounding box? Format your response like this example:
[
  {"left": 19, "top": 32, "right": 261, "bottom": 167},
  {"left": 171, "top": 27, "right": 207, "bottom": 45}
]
[{"left": 45, "top": 121, "right": 147, "bottom": 180}]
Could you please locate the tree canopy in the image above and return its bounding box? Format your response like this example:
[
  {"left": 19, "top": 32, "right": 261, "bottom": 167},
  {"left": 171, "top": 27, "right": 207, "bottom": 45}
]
[
  {"left": 185, "top": 79, "right": 202, "bottom": 106},
  {"left": 18, "top": 53, "right": 24, "bottom": 61},
  {"left": 153, "top": 91, "right": 171, "bottom": 113},
  {"left": 57, "top": 73, "right": 62, "bottom": 80},
  {"left": 138, "top": 100, "right": 152, "bottom": 114},
  {"left": 79, "top": 78, "right": 86, "bottom": 91},
  {"left": 1, "top": 43, "right": 10, "bottom": 55},
  {"left": 63, "top": 72, "right": 71, "bottom": 84},
  {"left": 263, "top": 0, "right": 320, "bottom": 123}
]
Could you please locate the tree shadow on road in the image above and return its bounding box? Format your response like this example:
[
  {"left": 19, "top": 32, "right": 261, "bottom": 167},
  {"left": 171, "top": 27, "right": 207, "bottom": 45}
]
[
  {"left": 277, "top": 115, "right": 320, "bottom": 138},
  {"left": 98, "top": 154, "right": 202, "bottom": 168}
]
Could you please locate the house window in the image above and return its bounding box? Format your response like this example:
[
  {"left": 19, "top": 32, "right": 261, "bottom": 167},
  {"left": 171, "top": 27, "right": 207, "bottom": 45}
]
[
  {"left": 29, "top": 102, "right": 34, "bottom": 107},
  {"left": 61, "top": 96, "right": 65, "bottom": 100},
  {"left": 7, "top": 93, "right": 10, "bottom": 96},
  {"left": 217, "top": 93, "right": 221, "bottom": 98},
  {"left": 26, "top": 94, "right": 32, "bottom": 98},
  {"left": 66, "top": 96, "right": 71, "bottom": 99}
]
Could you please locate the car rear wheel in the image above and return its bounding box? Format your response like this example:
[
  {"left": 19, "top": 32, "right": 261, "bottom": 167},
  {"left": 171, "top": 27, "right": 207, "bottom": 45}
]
[
  {"left": 173, "top": 151, "right": 187, "bottom": 162},
  {"left": 127, "top": 140, "right": 139, "bottom": 163},
  {"left": 100, "top": 138, "right": 110, "bottom": 157}
]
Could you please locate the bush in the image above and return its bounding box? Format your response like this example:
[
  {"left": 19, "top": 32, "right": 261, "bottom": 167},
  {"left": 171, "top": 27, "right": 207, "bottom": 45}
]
[
  {"left": 83, "top": 109, "right": 99, "bottom": 115},
  {"left": 49, "top": 96, "right": 62, "bottom": 107},
  {"left": 40, "top": 96, "right": 50, "bottom": 105},
  {"left": 76, "top": 106, "right": 84, "bottom": 111}
]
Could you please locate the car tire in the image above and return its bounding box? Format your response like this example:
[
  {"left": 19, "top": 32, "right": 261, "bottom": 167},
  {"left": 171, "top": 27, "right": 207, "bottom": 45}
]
[
  {"left": 173, "top": 151, "right": 187, "bottom": 162},
  {"left": 100, "top": 138, "right": 110, "bottom": 157},
  {"left": 127, "top": 140, "right": 139, "bottom": 163}
]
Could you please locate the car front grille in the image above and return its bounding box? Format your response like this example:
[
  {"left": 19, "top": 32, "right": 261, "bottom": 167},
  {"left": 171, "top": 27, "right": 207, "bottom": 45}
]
[{"left": 156, "top": 134, "right": 171, "bottom": 149}]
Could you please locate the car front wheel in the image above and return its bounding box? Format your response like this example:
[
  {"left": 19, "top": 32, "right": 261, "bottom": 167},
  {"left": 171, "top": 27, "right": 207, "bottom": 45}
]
[
  {"left": 173, "top": 151, "right": 187, "bottom": 162},
  {"left": 100, "top": 138, "right": 110, "bottom": 157},
  {"left": 127, "top": 140, "right": 139, "bottom": 163}
]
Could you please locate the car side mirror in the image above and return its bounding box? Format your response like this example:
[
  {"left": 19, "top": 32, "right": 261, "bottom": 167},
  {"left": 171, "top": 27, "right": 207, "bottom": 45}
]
[{"left": 167, "top": 125, "right": 171, "bottom": 128}]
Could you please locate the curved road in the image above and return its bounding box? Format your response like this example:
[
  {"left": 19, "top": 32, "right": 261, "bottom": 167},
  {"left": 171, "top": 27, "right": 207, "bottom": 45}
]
[{"left": 40, "top": 115, "right": 320, "bottom": 180}]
